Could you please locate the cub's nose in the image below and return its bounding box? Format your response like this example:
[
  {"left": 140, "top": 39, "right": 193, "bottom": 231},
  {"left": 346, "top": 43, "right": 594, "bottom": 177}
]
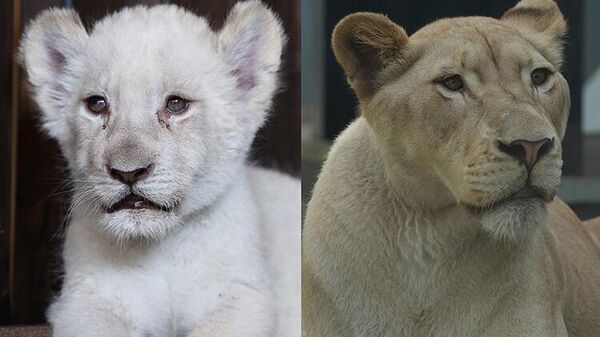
[
  {"left": 497, "top": 138, "right": 554, "bottom": 171},
  {"left": 108, "top": 164, "right": 154, "bottom": 186}
]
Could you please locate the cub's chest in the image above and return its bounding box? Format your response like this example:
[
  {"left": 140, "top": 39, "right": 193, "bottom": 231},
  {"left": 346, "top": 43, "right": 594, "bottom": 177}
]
[{"left": 114, "top": 261, "right": 232, "bottom": 337}]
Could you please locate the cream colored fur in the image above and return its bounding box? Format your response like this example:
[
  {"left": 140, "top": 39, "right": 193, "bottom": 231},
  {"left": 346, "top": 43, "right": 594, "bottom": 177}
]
[
  {"left": 585, "top": 217, "right": 600, "bottom": 246},
  {"left": 303, "top": 1, "right": 600, "bottom": 336}
]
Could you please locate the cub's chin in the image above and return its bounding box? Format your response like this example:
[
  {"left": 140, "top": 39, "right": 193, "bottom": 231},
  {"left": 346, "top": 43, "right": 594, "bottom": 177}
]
[
  {"left": 479, "top": 197, "right": 548, "bottom": 242},
  {"left": 98, "top": 209, "right": 182, "bottom": 243}
]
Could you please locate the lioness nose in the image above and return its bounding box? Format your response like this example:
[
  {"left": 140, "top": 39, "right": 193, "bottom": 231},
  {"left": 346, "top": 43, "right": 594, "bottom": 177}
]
[
  {"left": 108, "top": 164, "right": 154, "bottom": 186},
  {"left": 497, "top": 138, "right": 554, "bottom": 171}
]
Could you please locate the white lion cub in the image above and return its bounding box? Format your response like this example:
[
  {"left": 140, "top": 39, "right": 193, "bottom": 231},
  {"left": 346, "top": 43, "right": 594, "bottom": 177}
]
[{"left": 19, "top": 2, "right": 300, "bottom": 337}]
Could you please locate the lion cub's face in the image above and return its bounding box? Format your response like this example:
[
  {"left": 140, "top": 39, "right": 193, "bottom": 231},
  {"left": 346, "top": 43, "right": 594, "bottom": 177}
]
[
  {"left": 20, "top": 3, "right": 283, "bottom": 241},
  {"left": 334, "top": 0, "right": 569, "bottom": 240}
]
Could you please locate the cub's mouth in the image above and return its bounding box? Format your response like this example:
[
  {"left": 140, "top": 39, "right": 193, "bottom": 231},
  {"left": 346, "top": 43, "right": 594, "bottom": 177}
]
[{"left": 107, "top": 194, "right": 172, "bottom": 213}]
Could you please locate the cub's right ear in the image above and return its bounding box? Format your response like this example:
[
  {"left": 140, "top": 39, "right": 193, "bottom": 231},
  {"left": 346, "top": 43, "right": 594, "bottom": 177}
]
[
  {"left": 19, "top": 8, "right": 87, "bottom": 141},
  {"left": 332, "top": 13, "right": 409, "bottom": 101}
]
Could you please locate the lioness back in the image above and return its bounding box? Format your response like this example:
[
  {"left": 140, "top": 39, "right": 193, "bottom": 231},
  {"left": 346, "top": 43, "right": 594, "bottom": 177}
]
[{"left": 548, "top": 200, "right": 600, "bottom": 334}]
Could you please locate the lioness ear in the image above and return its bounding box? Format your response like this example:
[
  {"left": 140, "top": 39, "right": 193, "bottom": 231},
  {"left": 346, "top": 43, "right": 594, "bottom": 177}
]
[
  {"left": 332, "top": 13, "right": 408, "bottom": 101},
  {"left": 501, "top": 0, "right": 566, "bottom": 66},
  {"left": 218, "top": 0, "right": 285, "bottom": 102},
  {"left": 19, "top": 8, "right": 88, "bottom": 142}
]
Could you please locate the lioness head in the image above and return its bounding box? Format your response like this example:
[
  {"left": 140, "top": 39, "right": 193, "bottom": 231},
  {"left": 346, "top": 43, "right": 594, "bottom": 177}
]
[
  {"left": 333, "top": 0, "right": 569, "bottom": 241},
  {"left": 20, "top": 1, "right": 284, "bottom": 242}
]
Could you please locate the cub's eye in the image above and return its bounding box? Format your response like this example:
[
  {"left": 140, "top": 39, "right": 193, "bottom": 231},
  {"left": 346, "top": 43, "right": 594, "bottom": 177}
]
[
  {"left": 85, "top": 96, "right": 107, "bottom": 114},
  {"left": 166, "top": 96, "right": 189, "bottom": 113},
  {"left": 439, "top": 75, "right": 464, "bottom": 91},
  {"left": 531, "top": 68, "right": 552, "bottom": 86}
]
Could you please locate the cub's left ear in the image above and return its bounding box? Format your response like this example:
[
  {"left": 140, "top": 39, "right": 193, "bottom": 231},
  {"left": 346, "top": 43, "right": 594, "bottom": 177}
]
[
  {"left": 501, "top": 0, "right": 567, "bottom": 66},
  {"left": 218, "top": 1, "right": 285, "bottom": 101}
]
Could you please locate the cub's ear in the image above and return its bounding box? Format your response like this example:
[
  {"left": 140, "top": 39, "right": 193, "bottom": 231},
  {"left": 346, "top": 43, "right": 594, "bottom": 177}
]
[
  {"left": 332, "top": 13, "right": 409, "bottom": 101},
  {"left": 501, "top": 0, "right": 566, "bottom": 66},
  {"left": 19, "top": 8, "right": 87, "bottom": 142},
  {"left": 218, "top": 0, "right": 285, "bottom": 103}
]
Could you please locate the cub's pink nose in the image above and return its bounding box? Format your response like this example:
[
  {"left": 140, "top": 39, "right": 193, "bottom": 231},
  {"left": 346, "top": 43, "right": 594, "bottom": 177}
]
[{"left": 497, "top": 138, "right": 554, "bottom": 171}]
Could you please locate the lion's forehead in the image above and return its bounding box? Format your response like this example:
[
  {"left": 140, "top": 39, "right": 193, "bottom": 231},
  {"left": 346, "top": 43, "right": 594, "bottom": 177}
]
[
  {"left": 78, "top": 6, "right": 219, "bottom": 83},
  {"left": 90, "top": 5, "right": 212, "bottom": 42},
  {"left": 412, "top": 23, "right": 540, "bottom": 66},
  {"left": 84, "top": 30, "right": 217, "bottom": 71},
  {"left": 412, "top": 16, "right": 515, "bottom": 40}
]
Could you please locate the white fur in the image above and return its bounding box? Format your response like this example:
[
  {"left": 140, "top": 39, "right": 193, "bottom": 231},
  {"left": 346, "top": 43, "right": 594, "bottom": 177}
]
[{"left": 19, "top": 2, "right": 299, "bottom": 337}]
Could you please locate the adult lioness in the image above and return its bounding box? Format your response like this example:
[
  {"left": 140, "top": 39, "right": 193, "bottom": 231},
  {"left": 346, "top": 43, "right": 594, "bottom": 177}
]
[{"left": 303, "top": 0, "right": 600, "bottom": 336}]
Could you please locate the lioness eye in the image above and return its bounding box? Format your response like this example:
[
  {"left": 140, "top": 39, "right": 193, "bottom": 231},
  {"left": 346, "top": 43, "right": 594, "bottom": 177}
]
[
  {"left": 166, "top": 96, "right": 189, "bottom": 113},
  {"left": 85, "top": 96, "right": 107, "bottom": 114},
  {"left": 531, "top": 68, "right": 551, "bottom": 86},
  {"left": 440, "top": 75, "right": 464, "bottom": 91}
]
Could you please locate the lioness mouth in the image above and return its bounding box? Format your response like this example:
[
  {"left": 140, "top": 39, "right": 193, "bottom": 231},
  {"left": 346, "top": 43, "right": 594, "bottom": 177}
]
[
  {"left": 107, "top": 194, "right": 171, "bottom": 213},
  {"left": 468, "top": 186, "right": 546, "bottom": 213},
  {"left": 508, "top": 186, "right": 544, "bottom": 201}
]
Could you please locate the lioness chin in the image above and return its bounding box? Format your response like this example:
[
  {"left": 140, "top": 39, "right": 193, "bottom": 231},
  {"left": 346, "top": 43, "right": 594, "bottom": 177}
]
[
  {"left": 303, "top": 0, "right": 600, "bottom": 336},
  {"left": 20, "top": 2, "right": 300, "bottom": 337}
]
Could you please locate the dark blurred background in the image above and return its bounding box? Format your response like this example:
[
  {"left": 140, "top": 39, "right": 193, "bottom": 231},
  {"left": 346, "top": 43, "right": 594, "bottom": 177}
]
[
  {"left": 302, "top": 0, "right": 599, "bottom": 219},
  {"left": 0, "top": 0, "right": 299, "bottom": 330}
]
